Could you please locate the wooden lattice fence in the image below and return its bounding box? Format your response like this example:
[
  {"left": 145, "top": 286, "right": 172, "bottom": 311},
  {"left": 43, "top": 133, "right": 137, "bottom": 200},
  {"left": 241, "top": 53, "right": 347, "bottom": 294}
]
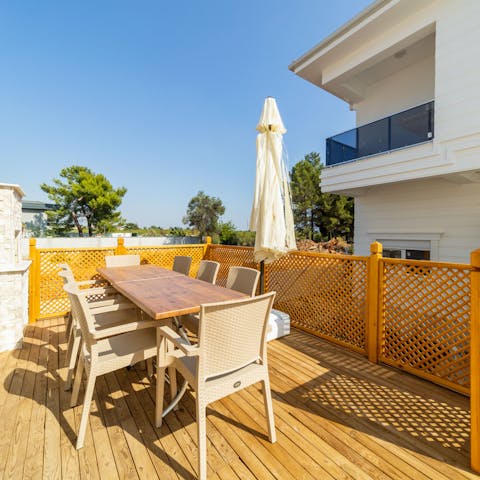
[
  {"left": 28, "top": 239, "right": 475, "bottom": 395},
  {"left": 265, "top": 252, "right": 368, "bottom": 354},
  {"left": 379, "top": 258, "right": 471, "bottom": 394}
]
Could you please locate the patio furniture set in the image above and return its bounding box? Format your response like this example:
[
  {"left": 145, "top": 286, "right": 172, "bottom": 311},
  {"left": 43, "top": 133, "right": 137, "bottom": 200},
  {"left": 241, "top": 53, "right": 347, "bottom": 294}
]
[{"left": 58, "top": 254, "right": 278, "bottom": 480}]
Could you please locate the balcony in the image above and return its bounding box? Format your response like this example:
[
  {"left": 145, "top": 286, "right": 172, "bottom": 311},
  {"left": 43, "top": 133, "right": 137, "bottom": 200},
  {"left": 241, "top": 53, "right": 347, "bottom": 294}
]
[{"left": 326, "top": 101, "right": 434, "bottom": 167}]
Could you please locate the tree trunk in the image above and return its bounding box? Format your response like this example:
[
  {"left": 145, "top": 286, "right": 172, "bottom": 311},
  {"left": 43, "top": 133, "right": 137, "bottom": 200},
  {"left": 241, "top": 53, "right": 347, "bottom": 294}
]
[
  {"left": 71, "top": 211, "right": 84, "bottom": 237},
  {"left": 309, "top": 209, "right": 314, "bottom": 240},
  {"left": 87, "top": 220, "right": 93, "bottom": 237}
]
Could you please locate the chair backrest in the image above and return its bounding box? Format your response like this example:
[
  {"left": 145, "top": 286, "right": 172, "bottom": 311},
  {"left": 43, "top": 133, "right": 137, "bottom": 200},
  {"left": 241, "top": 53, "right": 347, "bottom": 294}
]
[
  {"left": 58, "top": 269, "right": 75, "bottom": 285},
  {"left": 172, "top": 255, "right": 192, "bottom": 276},
  {"left": 105, "top": 254, "right": 140, "bottom": 267},
  {"left": 63, "top": 283, "right": 97, "bottom": 354},
  {"left": 197, "top": 292, "right": 275, "bottom": 380},
  {"left": 196, "top": 260, "right": 220, "bottom": 284},
  {"left": 226, "top": 267, "right": 260, "bottom": 296}
]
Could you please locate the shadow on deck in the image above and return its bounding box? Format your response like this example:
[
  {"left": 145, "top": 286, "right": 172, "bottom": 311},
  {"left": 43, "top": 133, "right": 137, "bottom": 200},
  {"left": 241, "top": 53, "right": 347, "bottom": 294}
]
[{"left": 0, "top": 318, "right": 477, "bottom": 479}]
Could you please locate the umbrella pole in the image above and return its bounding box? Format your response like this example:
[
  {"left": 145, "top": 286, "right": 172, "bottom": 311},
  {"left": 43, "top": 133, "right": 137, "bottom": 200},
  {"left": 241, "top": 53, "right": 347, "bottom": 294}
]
[{"left": 260, "top": 260, "right": 265, "bottom": 294}]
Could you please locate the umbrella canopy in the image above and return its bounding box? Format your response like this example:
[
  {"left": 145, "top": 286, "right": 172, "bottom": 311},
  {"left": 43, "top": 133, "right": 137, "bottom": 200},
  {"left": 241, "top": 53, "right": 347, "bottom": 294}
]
[{"left": 250, "top": 97, "right": 296, "bottom": 264}]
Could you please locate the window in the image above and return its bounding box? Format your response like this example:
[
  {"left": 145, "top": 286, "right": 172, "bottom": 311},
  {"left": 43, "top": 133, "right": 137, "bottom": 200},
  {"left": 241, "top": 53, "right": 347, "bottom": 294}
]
[
  {"left": 383, "top": 247, "right": 430, "bottom": 260},
  {"left": 368, "top": 233, "right": 441, "bottom": 261}
]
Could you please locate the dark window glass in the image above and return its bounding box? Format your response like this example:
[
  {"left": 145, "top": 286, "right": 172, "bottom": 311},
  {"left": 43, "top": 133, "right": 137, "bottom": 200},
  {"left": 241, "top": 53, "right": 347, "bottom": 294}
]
[
  {"left": 357, "top": 118, "right": 389, "bottom": 157},
  {"left": 383, "top": 249, "right": 402, "bottom": 259},
  {"left": 405, "top": 249, "right": 430, "bottom": 260},
  {"left": 390, "top": 103, "right": 434, "bottom": 150}
]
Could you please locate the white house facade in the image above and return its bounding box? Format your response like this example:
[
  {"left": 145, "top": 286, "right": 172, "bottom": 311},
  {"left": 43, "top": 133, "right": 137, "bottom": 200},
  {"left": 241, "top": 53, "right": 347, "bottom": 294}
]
[{"left": 290, "top": 0, "right": 480, "bottom": 263}]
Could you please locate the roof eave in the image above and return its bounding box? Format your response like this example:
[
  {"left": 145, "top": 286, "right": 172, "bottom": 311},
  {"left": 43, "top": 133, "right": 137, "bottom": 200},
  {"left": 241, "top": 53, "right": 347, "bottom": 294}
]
[{"left": 288, "top": 0, "right": 394, "bottom": 74}]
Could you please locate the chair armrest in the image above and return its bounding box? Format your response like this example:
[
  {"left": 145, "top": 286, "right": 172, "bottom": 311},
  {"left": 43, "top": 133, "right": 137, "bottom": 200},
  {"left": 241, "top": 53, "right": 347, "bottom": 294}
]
[
  {"left": 89, "top": 302, "right": 138, "bottom": 315},
  {"left": 77, "top": 279, "right": 110, "bottom": 287},
  {"left": 158, "top": 326, "right": 198, "bottom": 356},
  {"left": 93, "top": 321, "right": 152, "bottom": 339},
  {"left": 77, "top": 286, "right": 117, "bottom": 297}
]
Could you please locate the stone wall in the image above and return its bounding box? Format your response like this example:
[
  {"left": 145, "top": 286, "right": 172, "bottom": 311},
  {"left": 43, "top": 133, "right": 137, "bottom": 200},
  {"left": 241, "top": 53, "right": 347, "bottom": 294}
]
[{"left": 0, "top": 184, "right": 30, "bottom": 352}]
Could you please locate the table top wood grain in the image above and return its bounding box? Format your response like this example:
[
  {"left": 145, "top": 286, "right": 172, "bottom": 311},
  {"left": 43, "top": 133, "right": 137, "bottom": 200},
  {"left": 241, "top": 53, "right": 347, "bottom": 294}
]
[{"left": 98, "top": 264, "right": 246, "bottom": 320}]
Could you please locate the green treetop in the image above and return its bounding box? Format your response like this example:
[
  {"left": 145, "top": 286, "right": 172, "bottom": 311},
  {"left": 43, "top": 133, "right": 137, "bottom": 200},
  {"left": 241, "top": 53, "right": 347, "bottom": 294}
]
[{"left": 41, "top": 165, "right": 127, "bottom": 237}]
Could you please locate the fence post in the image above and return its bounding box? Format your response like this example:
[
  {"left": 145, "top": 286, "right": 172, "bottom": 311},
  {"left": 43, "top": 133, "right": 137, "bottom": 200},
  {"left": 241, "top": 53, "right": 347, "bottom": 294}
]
[
  {"left": 470, "top": 249, "right": 480, "bottom": 472},
  {"left": 367, "top": 241, "right": 382, "bottom": 363},
  {"left": 115, "top": 237, "right": 128, "bottom": 255},
  {"left": 28, "top": 238, "right": 40, "bottom": 323},
  {"left": 203, "top": 236, "right": 212, "bottom": 259}
]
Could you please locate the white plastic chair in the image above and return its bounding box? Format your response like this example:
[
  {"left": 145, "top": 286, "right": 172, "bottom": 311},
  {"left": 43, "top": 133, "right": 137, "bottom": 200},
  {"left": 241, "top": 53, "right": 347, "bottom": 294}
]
[
  {"left": 181, "top": 265, "right": 259, "bottom": 336},
  {"left": 156, "top": 291, "right": 277, "bottom": 480},
  {"left": 196, "top": 260, "right": 220, "bottom": 284},
  {"left": 65, "top": 283, "right": 158, "bottom": 449},
  {"left": 104, "top": 254, "right": 141, "bottom": 267},
  {"left": 59, "top": 267, "right": 157, "bottom": 391},
  {"left": 172, "top": 255, "right": 192, "bottom": 275},
  {"left": 226, "top": 266, "right": 260, "bottom": 296}
]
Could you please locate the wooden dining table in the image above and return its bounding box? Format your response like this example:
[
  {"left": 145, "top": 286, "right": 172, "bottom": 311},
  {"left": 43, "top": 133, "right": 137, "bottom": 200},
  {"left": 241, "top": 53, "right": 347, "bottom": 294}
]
[
  {"left": 97, "top": 264, "right": 247, "bottom": 419},
  {"left": 97, "top": 264, "right": 246, "bottom": 319}
]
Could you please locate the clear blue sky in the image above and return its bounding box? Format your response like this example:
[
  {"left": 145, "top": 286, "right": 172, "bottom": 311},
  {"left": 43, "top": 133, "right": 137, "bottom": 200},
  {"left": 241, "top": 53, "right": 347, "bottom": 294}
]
[{"left": 0, "top": 0, "right": 371, "bottom": 229}]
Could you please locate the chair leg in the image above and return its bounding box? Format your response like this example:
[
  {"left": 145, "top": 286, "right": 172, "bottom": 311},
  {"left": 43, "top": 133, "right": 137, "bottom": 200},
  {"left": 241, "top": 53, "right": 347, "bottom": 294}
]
[
  {"left": 156, "top": 329, "right": 166, "bottom": 427},
  {"left": 65, "top": 320, "right": 75, "bottom": 365},
  {"left": 65, "top": 330, "right": 81, "bottom": 391},
  {"left": 262, "top": 377, "right": 276, "bottom": 443},
  {"left": 65, "top": 312, "right": 72, "bottom": 339},
  {"left": 196, "top": 399, "right": 207, "bottom": 480},
  {"left": 146, "top": 358, "right": 153, "bottom": 378},
  {"left": 166, "top": 340, "right": 177, "bottom": 406},
  {"left": 155, "top": 368, "right": 166, "bottom": 427},
  {"left": 71, "top": 354, "right": 84, "bottom": 407},
  {"left": 76, "top": 372, "right": 96, "bottom": 449}
]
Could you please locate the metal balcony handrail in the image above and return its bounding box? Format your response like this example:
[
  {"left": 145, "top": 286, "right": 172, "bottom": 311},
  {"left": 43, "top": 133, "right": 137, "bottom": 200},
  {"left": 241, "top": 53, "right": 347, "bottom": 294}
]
[{"left": 326, "top": 100, "right": 434, "bottom": 166}]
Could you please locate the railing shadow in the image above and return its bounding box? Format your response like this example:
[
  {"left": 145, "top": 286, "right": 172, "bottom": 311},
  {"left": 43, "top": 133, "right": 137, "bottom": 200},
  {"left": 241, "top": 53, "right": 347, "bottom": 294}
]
[{"left": 271, "top": 330, "right": 472, "bottom": 473}]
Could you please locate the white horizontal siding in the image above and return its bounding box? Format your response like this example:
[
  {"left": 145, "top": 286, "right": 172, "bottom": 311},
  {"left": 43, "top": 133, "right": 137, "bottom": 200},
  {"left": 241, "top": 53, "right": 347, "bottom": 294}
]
[{"left": 354, "top": 177, "right": 480, "bottom": 263}]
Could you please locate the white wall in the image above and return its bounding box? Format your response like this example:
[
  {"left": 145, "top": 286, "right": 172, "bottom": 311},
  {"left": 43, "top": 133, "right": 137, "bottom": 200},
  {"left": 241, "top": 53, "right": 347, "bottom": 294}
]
[
  {"left": 355, "top": 55, "right": 434, "bottom": 126},
  {"left": 21, "top": 236, "right": 201, "bottom": 258},
  {"left": 354, "top": 177, "right": 480, "bottom": 264}
]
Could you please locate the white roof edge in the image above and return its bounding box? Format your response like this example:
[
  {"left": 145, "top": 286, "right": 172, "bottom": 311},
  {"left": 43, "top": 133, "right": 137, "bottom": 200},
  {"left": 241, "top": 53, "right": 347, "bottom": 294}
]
[
  {"left": 0, "top": 183, "right": 25, "bottom": 197},
  {"left": 288, "top": 0, "right": 393, "bottom": 73}
]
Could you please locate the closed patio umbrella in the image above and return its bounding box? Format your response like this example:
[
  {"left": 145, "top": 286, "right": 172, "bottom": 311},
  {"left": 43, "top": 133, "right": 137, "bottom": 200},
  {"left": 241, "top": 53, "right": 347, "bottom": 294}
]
[{"left": 250, "top": 97, "right": 296, "bottom": 289}]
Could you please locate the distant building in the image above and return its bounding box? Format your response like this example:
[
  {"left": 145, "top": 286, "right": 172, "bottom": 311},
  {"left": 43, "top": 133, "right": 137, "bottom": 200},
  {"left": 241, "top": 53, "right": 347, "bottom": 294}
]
[
  {"left": 290, "top": 0, "right": 480, "bottom": 263},
  {"left": 22, "top": 200, "right": 56, "bottom": 236}
]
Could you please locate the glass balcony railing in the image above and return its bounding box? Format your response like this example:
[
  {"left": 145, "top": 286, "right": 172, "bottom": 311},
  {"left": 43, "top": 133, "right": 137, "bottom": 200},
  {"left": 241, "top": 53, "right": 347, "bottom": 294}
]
[{"left": 326, "top": 101, "right": 434, "bottom": 166}]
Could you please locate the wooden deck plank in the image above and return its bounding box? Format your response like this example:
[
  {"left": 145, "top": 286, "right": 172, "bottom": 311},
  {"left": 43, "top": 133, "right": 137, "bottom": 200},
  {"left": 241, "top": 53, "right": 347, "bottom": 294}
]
[
  {"left": 115, "top": 367, "right": 180, "bottom": 480},
  {"left": 43, "top": 319, "right": 62, "bottom": 480},
  {"left": 22, "top": 322, "right": 50, "bottom": 480},
  {"left": 0, "top": 324, "right": 35, "bottom": 477},
  {"left": 220, "top": 393, "right": 332, "bottom": 480},
  {"left": 57, "top": 318, "right": 81, "bottom": 480},
  {"left": 94, "top": 372, "right": 139, "bottom": 479},
  {"left": 125, "top": 367, "right": 197, "bottom": 480},
  {"left": 1, "top": 320, "right": 478, "bottom": 480},
  {"left": 3, "top": 322, "right": 44, "bottom": 480},
  {"left": 103, "top": 370, "right": 160, "bottom": 479},
  {"left": 271, "top": 333, "right": 474, "bottom": 480}
]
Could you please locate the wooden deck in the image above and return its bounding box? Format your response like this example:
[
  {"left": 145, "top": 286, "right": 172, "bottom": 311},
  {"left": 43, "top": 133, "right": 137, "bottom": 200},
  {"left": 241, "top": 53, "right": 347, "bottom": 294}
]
[{"left": 0, "top": 317, "right": 478, "bottom": 480}]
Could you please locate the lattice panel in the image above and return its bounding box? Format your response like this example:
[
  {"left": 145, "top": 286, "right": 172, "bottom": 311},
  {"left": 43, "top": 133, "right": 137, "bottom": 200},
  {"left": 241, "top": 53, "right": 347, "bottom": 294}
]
[
  {"left": 38, "top": 247, "right": 116, "bottom": 317},
  {"left": 380, "top": 260, "right": 471, "bottom": 391},
  {"left": 205, "top": 245, "right": 259, "bottom": 288},
  {"left": 266, "top": 252, "right": 368, "bottom": 353},
  {"left": 125, "top": 245, "right": 205, "bottom": 277}
]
